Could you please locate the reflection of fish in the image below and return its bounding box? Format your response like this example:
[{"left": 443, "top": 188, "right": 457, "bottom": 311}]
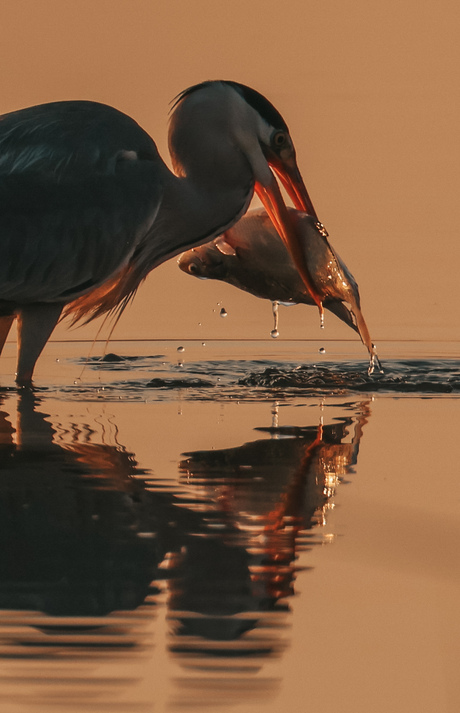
[
  {"left": 179, "top": 418, "right": 361, "bottom": 530},
  {"left": 178, "top": 208, "right": 382, "bottom": 374}
]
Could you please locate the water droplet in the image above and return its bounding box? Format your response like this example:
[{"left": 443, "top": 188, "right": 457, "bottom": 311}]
[
  {"left": 271, "top": 301, "right": 279, "bottom": 336},
  {"left": 220, "top": 308, "right": 227, "bottom": 317},
  {"left": 319, "top": 347, "right": 326, "bottom": 354},
  {"left": 315, "top": 221, "right": 329, "bottom": 237},
  {"left": 177, "top": 346, "right": 185, "bottom": 352}
]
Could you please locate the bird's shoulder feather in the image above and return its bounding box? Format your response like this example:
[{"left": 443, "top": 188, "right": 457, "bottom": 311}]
[
  {"left": 0, "top": 100, "right": 158, "bottom": 176},
  {"left": 0, "top": 101, "right": 164, "bottom": 305}
]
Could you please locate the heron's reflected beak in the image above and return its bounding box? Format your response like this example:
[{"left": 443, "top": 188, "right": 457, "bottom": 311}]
[{"left": 255, "top": 171, "right": 324, "bottom": 312}]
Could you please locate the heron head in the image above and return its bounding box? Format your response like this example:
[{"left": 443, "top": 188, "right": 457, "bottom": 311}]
[
  {"left": 223, "top": 81, "right": 323, "bottom": 309},
  {"left": 171, "top": 81, "right": 324, "bottom": 310}
]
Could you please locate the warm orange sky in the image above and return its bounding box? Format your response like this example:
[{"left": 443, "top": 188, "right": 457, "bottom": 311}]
[{"left": 1, "top": 0, "right": 458, "bottom": 343}]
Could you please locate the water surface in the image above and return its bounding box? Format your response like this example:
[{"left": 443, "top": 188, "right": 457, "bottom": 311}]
[{"left": 0, "top": 340, "right": 458, "bottom": 712}]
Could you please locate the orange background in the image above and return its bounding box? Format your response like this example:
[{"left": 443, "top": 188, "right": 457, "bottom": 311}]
[{"left": 1, "top": 0, "right": 458, "bottom": 344}]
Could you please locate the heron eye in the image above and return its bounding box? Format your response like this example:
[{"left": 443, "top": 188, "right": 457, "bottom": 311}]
[{"left": 272, "top": 131, "right": 287, "bottom": 148}]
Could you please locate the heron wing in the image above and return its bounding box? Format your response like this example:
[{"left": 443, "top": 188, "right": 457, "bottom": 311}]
[{"left": 0, "top": 101, "right": 163, "bottom": 303}]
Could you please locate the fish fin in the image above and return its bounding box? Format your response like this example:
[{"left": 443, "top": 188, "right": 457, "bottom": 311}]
[{"left": 215, "top": 236, "right": 237, "bottom": 257}]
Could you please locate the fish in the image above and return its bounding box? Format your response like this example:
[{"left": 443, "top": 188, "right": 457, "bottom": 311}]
[{"left": 178, "top": 208, "right": 382, "bottom": 374}]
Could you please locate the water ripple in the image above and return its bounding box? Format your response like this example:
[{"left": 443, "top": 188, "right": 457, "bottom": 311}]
[
  {"left": 76, "top": 356, "right": 460, "bottom": 399},
  {"left": 238, "top": 359, "right": 460, "bottom": 395}
]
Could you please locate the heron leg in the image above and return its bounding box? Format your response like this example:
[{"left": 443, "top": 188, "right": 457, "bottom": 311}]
[
  {"left": 16, "top": 304, "right": 63, "bottom": 386},
  {"left": 0, "top": 315, "right": 15, "bottom": 355}
]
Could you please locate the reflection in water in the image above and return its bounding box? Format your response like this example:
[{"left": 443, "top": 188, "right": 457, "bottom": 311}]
[
  {"left": 0, "top": 391, "right": 159, "bottom": 621},
  {"left": 0, "top": 392, "right": 162, "bottom": 709},
  {"left": 0, "top": 393, "right": 370, "bottom": 710},
  {"left": 170, "top": 408, "right": 368, "bottom": 660}
]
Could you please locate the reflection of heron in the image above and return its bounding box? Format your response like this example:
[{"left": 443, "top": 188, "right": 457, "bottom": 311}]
[
  {"left": 169, "top": 404, "right": 370, "bottom": 656},
  {"left": 0, "top": 394, "right": 180, "bottom": 707},
  {"left": 0, "top": 81, "right": 318, "bottom": 384},
  {"left": 0, "top": 392, "right": 370, "bottom": 705},
  {"left": 0, "top": 391, "right": 159, "bottom": 618}
]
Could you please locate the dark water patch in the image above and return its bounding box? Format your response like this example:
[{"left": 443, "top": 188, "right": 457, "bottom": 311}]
[
  {"left": 146, "top": 377, "right": 215, "bottom": 389},
  {"left": 81, "top": 354, "right": 165, "bottom": 370},
  {"left": 88, "top": 353, "right": 165, "bottom": 363},
  {"left": 100, "top": 353, "right": 129, "bottom": 362},
  {"left": 238, "top": 359, "right": 460, "bottom": 396}
]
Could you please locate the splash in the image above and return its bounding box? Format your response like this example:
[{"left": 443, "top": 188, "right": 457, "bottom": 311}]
[{"left": 238, "top": 360, "right": 460, "bottom": 395}]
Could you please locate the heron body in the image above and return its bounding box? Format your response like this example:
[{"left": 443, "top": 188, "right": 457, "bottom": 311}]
[
  {"left": 0, "top": 81, "right": 317, "bottom": 384},
  {"left": 178, "top": 208, "right": 382, "bottom": 373}
]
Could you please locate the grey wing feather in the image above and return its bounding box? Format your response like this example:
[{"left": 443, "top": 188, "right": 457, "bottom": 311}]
[{"left": 0, "top": 101, "right": 162, "bottom": 303}]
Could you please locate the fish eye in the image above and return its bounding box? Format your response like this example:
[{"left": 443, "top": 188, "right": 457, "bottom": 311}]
[
  {"left": 188, "top": 262, "right": 201, "bottom": 275},
  {"left": 272, "top": 131, "right": 287, "bottom": 148}
]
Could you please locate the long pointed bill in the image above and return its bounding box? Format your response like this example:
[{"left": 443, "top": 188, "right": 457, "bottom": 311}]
[
  {"left": 270, "top": 158, "right": 318, "bottom": 220},
  {"left": 255, "top": 174, "right": 324, "bottom": 315}
]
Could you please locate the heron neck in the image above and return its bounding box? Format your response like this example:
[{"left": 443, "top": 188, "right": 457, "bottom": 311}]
[{"left": 150, "top": 161, "right": 254, "bottom": 267}]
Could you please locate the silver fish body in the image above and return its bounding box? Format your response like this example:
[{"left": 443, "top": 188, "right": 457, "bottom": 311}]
[{"left": 178, "top": 208, "right": 381, "bottom": 373}]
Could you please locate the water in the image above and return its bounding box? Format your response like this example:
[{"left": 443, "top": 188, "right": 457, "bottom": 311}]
[
  {"left": 66, "top": 348, "right": 460, "bottom": 400},
  {"left": 0, "top": 340, "right": 458, "bottom": 712},
  {"left": 270, "top": 302, "right": 280, "bottom": 339}
]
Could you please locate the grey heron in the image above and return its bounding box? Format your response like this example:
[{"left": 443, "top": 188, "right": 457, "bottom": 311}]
[{"left": 0, "top": 80, "right": 319, "bottom": 385}]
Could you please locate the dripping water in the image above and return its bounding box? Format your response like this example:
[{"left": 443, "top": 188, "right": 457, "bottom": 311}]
[{"left": 271, "top": 301, "right": 280, "bottom": 339}]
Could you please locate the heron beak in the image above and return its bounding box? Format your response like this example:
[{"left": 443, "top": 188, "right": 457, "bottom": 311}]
[
  {"left": 269, "top": 155, "right": 318, "bottom": 220},
  {"left": 255, "top": 171, "right": 324, "bottom": 313}
]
